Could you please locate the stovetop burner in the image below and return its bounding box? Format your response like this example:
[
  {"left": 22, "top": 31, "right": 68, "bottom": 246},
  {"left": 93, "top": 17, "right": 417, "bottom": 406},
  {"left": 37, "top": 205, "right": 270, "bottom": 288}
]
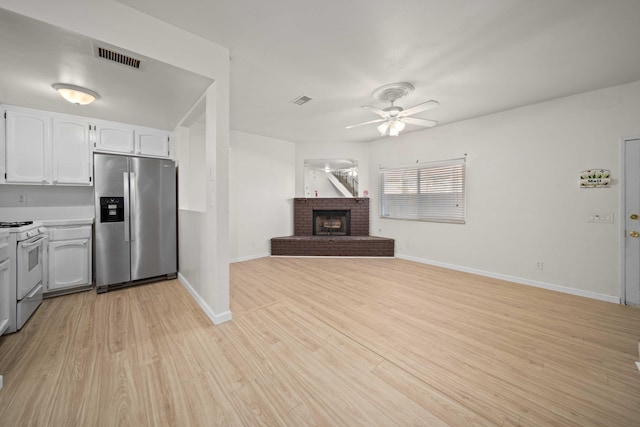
[{"left": 0, "top": 221, "right": 34, "bottom": 228}]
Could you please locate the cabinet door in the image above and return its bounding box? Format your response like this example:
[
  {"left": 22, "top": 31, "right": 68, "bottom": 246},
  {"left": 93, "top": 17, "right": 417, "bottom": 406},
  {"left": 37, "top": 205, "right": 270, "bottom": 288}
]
[
  {"left": 48, "top": 238, "right": 90, "bottom": 291},
  {"left": 53, "top": 118, "right": 92, "bottom": 185},
  {"left": 95, "top": 122, "right": 134, "bottom": 154},
  {"left": 135, "top": 127, "right": 170, "bottom": 157},
  {"left": 5, "top": 110, "right": 51, "bottom": 183},
  {"left": 0, "top": 259, "right": 10, "bottom": 335}
]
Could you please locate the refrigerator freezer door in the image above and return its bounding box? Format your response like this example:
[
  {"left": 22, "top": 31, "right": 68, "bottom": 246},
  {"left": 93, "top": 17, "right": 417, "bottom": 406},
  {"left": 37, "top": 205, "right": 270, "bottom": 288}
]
[
  {"left": 94, "top": 154, "right": 131, "bottom": 286},
  {"left": 129, "top": 157, "right": 177, "bottom": 281}
]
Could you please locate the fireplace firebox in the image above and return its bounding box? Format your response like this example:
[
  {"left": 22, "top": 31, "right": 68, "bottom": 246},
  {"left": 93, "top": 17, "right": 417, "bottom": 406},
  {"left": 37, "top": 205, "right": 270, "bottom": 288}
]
[{"left": 313, "top": 210, "right": 350, "bottom": 236}]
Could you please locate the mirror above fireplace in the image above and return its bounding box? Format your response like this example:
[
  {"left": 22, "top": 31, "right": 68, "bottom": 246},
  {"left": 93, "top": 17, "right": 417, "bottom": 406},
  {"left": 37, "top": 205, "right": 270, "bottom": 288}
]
[{"left": 303, "top": 159, "right": 358, "bottom": 198}]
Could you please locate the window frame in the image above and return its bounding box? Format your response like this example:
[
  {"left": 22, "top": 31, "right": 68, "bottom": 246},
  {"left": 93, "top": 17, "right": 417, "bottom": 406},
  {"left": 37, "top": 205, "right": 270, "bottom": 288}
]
[{"left": 379, "top": 157, "right": 466, "bottom": 224}]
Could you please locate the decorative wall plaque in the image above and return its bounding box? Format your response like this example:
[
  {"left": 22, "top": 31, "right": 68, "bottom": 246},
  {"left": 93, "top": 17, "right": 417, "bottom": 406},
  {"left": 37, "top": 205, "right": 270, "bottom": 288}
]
[{"left": 580, "top": 169, "right": 610, "bottom": 188}]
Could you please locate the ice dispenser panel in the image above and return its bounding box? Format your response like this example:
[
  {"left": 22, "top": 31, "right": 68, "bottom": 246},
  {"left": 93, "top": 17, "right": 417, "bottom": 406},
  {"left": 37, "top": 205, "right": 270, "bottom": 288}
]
[{"left": 100, "top": 197, "right": 125, "bottom": 223}]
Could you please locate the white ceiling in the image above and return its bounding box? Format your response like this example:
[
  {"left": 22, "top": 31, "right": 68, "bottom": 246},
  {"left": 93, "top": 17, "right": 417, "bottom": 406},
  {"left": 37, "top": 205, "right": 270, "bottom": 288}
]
[
  {"left": 2, "top": 1, "right": 640, "bottom": 143},
  {"left": 0, "top": 8, "right": 213, "bottom": 130},
  {"left": 115, "top": 0, "right": 640, "bottom": 143}
]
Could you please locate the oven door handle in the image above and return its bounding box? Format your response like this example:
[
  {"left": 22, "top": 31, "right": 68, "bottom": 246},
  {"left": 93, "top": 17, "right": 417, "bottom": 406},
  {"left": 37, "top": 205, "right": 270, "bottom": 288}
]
[
  {"left": 24, "top": 282, "right": 43, "bottom": 299},
  {"left": 21, "top": 236, "right": 47, "bottom": 248}
]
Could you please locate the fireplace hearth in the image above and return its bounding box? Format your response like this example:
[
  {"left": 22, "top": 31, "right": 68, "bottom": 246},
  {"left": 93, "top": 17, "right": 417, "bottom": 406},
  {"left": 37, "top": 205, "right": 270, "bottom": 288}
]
[{"left": 271, "top": 198, "right": 394, "bottom": 256}]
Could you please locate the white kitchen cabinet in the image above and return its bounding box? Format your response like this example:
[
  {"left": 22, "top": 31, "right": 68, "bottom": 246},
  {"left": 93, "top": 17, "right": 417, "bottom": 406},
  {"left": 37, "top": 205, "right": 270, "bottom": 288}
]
[
  {"left": 3, "top": 106, "right": 92, "bottom": 186},
  {"left": 5, "top": 109, "right": 51, "bottom": 184},
  {"left": 53, "top": 117, "right": 92, "bottom": 185},
  {"left": 94, "top": 121, "right": 135, "bottom": 154},
  {"left": 45, "top": 225, "right": 92, "bottom": 295},
  {"left": 2, "top": 106, "right": 172, "bottom": 184},
  {"left": 95, "top": 122, "right": 170, "bottom": 158},
  {"left": 135, "top": 127, "right": 171, "bottom": 157}
]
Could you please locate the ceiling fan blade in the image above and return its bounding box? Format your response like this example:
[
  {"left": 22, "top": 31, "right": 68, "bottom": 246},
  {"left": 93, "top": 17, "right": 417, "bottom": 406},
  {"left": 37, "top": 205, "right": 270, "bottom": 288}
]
[
  {"left": 345, "top": 118, "right": 387, "bottom": 129},
  {"left": 402, "top": 117, "right": 438, "bottom": 128},
  {"left": 397, "top": 100, "right": 440, "bottom": 118},
  {"left": 361, "top": 105, "right": 390, "bottom": 118}
]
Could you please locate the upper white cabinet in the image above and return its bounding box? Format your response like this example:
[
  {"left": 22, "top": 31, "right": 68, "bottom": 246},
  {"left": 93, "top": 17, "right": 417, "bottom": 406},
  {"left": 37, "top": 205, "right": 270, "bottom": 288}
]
[
  {"left": 94, "top": 121, "right": 135, "bottom": 154},
  {"left": 1, "top": 105, "right": 172, "bottom": 186},
  {"left": 5, "top": 109, "right": 51, "bottom": 184},
  {"left": 93, "top": 121, "right": 170, "bottom": 158},
  {"left": 135, "top": 127, "right": 170, "bottom": 157},
  {"left": 53, "top": 117, "right": 92, "bottom": 185},
  {"left": 3, "top": 106, "right": 92, "bottom": 186}
]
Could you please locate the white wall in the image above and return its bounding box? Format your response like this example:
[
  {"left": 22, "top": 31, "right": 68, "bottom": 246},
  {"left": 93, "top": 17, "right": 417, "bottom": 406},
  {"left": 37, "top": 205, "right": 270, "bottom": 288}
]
[
  {"left": 229, "top": 130, "right": 295, "bottom": 262},
  {"left": 369, "top": 80, "right": 640, "bottom": 302},
  {"left": 295, "top": 142, "right": 370, "bottom": 197},
  {"left": 305, "top": 170, "right": 342, "bottom": 198},
  {"left": 0, "top": 184, "right": 94, "bottom": 221},
  {"left": 176, "top": 120, "right": 206, "bottom": 212}
]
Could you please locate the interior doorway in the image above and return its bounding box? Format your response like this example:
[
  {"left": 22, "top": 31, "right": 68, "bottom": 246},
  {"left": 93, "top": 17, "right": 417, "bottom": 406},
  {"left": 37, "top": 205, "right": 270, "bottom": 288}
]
[{"left": 622, "top": 138, "right": 640, "bottom": 305}]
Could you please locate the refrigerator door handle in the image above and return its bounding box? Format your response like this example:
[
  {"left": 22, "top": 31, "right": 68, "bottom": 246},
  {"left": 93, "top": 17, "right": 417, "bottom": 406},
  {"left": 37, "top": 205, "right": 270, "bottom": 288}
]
[
  {"left": 130, "top": 172, "right": 136, "bottom": 241},
  {"left": 123, "top": 172, "right": 130, "bottom": 242}
]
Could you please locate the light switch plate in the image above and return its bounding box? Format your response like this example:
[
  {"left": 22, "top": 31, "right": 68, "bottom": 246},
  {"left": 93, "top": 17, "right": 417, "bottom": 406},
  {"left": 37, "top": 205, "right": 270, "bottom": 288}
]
[{"left": 588, "top": 212, "right": 614, "bottom": 224}]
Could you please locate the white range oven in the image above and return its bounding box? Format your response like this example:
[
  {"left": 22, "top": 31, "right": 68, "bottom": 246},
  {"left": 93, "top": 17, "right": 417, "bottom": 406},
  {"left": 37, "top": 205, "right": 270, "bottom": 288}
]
[{"left": 1, "top": 221, "right": 48, "bottom": 334}]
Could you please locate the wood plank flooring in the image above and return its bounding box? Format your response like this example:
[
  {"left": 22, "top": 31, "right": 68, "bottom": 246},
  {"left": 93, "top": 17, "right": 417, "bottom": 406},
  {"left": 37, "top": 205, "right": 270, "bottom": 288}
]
[{"left": 0, "top": 257, "right": 639, "bottom": 426}]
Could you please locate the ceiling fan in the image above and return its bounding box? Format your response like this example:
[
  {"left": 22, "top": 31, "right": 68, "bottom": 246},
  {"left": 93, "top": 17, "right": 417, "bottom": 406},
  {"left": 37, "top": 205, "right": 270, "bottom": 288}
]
[{"left": 346, "top": 82, "right": 439, "bottom": 136}]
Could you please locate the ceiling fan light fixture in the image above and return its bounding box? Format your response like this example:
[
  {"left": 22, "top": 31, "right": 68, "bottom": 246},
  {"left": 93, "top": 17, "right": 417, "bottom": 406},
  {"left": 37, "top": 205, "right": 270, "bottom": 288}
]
[
  {"left": 377, "top": 122, "right": 390, "bottom": 136},
  {"left": 52, "top": 83, "right": 99, "bottom": 105},
  {"left": 388, "top": 120, "right": 405, "bottom": 136},
  {"left": 347, "top": 83, "right": 439, "bottom": 136}
]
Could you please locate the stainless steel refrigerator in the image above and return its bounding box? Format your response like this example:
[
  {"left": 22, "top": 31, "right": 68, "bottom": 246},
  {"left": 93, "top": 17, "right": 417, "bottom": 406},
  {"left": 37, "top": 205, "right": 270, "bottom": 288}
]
[{"left": 94, "top": 153, "right": 177, "bottom": 293}]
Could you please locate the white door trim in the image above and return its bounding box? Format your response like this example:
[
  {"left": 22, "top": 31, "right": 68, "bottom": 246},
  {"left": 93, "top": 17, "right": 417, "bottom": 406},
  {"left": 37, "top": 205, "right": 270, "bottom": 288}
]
[{"left": 620, "top": 135, "right": 640, "bottom": 305}]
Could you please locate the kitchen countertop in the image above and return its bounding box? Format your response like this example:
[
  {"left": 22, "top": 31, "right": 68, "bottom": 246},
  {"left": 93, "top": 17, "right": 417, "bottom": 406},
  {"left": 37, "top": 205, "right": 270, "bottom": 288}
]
[{"left": 38, "top": 218, "right": 94, "bottom": 227}]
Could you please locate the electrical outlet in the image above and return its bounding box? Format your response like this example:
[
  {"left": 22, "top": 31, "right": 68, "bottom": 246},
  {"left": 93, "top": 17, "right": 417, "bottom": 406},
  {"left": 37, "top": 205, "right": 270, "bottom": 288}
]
[
  {"left": 536, "top": 261, "right": 544, "bottom": 270},
  {"left": 17, "top": 194, "right": 27, "bottom": 206}
]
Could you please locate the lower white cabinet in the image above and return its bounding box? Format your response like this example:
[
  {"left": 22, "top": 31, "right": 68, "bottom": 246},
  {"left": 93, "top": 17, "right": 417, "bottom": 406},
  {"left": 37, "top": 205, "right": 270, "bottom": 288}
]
[
  {"left": 45, "top": 225, "right": 92, "bottom": 295},
  {"left": 0, "top": 233, "right": 10, "bottom": 336}
]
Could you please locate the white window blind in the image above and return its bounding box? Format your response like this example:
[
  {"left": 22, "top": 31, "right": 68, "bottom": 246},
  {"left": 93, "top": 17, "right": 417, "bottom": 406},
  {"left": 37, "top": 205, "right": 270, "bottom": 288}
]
[{"left": 379, "top": 158, "right": 466, "bottom": 223}]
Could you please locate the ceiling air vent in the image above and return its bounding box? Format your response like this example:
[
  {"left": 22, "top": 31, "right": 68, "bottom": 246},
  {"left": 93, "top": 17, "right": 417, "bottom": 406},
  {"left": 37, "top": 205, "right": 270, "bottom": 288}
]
[
  {"left": 290, "top": 95, "right": 312, "bottom": 105},
  {"left": 96, "top": 46, "right": 142, "bottom": 70}
]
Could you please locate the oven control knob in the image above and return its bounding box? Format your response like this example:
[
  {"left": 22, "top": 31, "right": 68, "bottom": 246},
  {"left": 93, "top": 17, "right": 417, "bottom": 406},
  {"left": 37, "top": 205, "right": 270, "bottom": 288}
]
[{"left": 38, "top": 227, "right": 47, "bottom": 234}]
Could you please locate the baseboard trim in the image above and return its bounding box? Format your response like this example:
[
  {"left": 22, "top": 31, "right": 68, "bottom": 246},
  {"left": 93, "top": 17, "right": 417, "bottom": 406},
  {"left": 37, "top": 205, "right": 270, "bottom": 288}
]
[
  {"left": 396, "top": 254, "right": 621, "bottom": 304},
  {"left": 270, "top": 255, "right": 395, "bottom": 259},
  {"left": 177, "top": 273, "right": 233, "bottom": 324},
  {"left": 230, "top": 253, "right": 270, "bottom": 263}
]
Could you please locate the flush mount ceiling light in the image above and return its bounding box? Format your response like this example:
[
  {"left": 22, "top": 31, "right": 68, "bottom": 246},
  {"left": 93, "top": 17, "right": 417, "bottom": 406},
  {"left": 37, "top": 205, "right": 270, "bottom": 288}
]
[{"left": 52, "top": 83, "right": 100, "bottom": 105}]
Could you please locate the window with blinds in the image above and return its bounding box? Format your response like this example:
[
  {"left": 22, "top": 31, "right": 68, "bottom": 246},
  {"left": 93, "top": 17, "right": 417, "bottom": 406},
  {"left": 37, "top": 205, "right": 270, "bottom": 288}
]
[{"left": 379, "top": 158, "right": 466, "bottom": 223}]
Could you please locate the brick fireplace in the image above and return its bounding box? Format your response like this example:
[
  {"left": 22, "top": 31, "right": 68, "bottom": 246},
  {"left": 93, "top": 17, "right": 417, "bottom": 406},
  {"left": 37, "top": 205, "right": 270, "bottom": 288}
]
[
  {"left": 294, "top": 198, "right": 369, "bottom": 236},
  {"left": 271, "top": 198, "right": 394, "bottom": 257}
]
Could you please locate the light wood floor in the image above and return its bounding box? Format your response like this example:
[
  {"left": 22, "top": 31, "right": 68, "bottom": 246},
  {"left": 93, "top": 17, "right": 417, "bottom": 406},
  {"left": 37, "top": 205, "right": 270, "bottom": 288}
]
[{"left": 0, "top": 257, "right": 639, "bottom": 426}]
